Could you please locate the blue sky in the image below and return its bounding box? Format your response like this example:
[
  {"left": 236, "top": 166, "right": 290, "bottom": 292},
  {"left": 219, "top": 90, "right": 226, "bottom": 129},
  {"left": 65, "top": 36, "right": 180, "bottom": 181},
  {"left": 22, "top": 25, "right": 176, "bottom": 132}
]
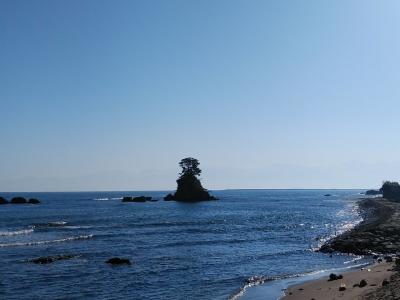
[{"left": 1, "top": 0, "right": 400, "bottom": 191}]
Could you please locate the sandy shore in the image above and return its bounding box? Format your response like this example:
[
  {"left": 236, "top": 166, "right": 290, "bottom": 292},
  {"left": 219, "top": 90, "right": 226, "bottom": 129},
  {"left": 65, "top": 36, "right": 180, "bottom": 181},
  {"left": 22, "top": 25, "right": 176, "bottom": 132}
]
[
  {"left": 282, "top": 197, "right": 400, "bottom": 300},
  {"left": 282, "top": 261, "right": 395, "bottom": 300}
]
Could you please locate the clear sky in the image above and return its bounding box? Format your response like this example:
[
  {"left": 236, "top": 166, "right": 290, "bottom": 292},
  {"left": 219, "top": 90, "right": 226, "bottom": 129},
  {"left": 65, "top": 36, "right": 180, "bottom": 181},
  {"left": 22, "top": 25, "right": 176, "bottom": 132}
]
[{"left": 1, "top": 0, "right": 400, "bottom": 191}]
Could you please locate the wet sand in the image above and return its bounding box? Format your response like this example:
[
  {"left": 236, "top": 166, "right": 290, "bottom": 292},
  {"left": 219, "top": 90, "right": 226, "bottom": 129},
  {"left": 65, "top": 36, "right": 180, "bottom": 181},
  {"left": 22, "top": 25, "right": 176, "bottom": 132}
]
[{"left": 282, "top": 261, "right": 395, "bottom": 300}]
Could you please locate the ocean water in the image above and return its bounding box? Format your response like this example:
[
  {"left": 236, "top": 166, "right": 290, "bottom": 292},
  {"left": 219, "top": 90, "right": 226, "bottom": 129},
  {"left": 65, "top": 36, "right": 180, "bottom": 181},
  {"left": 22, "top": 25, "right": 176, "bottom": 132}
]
[{"left": 0, "top": 190, "right": 370, "bottom": 300}]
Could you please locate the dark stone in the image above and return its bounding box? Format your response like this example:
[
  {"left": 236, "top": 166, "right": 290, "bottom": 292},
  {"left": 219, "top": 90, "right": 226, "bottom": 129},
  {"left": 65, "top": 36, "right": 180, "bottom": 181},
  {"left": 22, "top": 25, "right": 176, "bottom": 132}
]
[
  {"left": 106, "top": 257, "right": 131, "bottom": 265},
  {"left": 366, "top": 189, "right": 382, "bottom": 195},
  {"left": 28, "top": 198, "right": 40, "bottom": 204},
  {"left": 359, "top": 279, "right": 368, "bottom": 287},
  {"left": 373, "top": 255, "right": 379, "bottom": 259},
  {"left": 324, "top": 194, "right": 332, "bottom": 197},
  {"left": 382, "top": 279, "right": 390, "bottom": 286},
  {"left": 385, "top": 256, "right": 393, "bottom": 262},
  {"left": 10, "top": 197, "right": 27, "bottom": 204},
  {"left": 328, "top": 273, "right": 341, "bottom": 281},
  {"left": 30, "top": 255, "right": 76, "bottom": 264},
  {"left": 339, "top": 286, "right": 346, "bottom": 291},
  {"left": 0, "top": 197, "right": 9, "bottom": 205},
  {"left": 122, "top": 196, "right": 151, "bottom": 202},
  {"left": 353, "top": 283, "right": 360, "bottom": 287}
]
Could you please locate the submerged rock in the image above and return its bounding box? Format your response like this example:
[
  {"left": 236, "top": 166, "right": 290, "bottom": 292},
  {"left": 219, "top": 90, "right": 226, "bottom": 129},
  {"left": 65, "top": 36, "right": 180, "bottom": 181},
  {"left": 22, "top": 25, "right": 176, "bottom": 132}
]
[
  {"left": 10, "top": 197, "right": 27, "bottom": 204},
  {"left": 106, "top": 257, "right": 131, "bottom": 265},
  {"left": 30, "top": 254, "right": 76, "bottom": 264}
]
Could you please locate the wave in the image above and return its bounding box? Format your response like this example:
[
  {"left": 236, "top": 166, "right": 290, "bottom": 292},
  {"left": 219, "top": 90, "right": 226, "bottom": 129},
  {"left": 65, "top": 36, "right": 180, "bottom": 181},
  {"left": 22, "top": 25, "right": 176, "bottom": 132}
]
[
  {"left": 32, "top": 221, "right": 67, "bottom": 228},
  {"left": 229, "top": 261, "right": 371, "bottom": 300},
  {"left": 0, "top": 234, "right": 94, "bottom": 248},
  {"left": 0, "top": 229, "right": 34, "bottom": 236},
  {"left": 93, "top": 197, "right": 122, "bottom": 201}
]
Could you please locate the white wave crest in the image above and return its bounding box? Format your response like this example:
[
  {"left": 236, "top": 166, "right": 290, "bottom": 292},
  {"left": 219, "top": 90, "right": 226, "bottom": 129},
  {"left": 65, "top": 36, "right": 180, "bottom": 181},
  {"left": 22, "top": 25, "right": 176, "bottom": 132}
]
[
  {"left": 0, "top": 234, "right": 94, "bottom": 248},
  {"left": 0, "top": 229, "right": 34, "bottom": 236}
]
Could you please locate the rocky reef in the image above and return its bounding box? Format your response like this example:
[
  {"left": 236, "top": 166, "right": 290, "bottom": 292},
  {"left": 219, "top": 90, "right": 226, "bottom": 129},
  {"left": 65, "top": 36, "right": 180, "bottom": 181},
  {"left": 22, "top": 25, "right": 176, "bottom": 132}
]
[
  {"left": 320, "top": 198, "right": 400, "bottom": 255},
  {"left": 0, "top": 197, "right": 40, "bottom": 205}
]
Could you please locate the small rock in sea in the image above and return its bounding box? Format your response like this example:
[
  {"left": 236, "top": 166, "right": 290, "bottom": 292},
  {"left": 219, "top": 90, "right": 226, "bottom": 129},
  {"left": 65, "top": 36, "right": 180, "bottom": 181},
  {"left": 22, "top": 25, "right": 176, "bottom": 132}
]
[
  {"left": 30, "top": 254, "right": 76, "bottom": 264},
  {"left": 28, "top": 198, "right": 40, "bottom": 204},
  {"left": 382, "top": 279, "right": 390, "bottom": 286},
  {"left": 106, "top": 257, "right": 131, "bottom": 265},
  {"left": 378, "top": 258, "right": 383, "bottom": 263},
  {"left": 324, "top": 194, "right": 332, "bottom": 197},
  {"left": 164, "top": 194, "right": 174, "bottom": 201},
  {"left": 0, "top": 197, "right": 9, "bottom": 205},
  {"left": 298, "top": 288, "right": 304, "bottom": 291},
  {"left": 373, "top": 255, "right": 379, "bottom": 260},
  {"left": 359, "top": 279, "right": 368, "bottom": 288},
  {"left": 122, "top": 196, "right": 151, "bottom": 203},
  {"left": 10, "top": 197, "right": 27, "bottom": 204}
]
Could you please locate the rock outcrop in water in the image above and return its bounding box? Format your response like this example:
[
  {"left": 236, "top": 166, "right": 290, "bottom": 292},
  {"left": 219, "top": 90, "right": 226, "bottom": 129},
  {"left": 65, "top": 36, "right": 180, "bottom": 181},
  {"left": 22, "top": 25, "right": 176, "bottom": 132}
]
[
  {"left": 365, "top": 189, "right": 382, "bottom": 196},
  {"left": 164, "top": 157, "right": 217, "bottom": 202},
  {"left": 122, "top": 196, "right": 152, "bottom": 203},
  {"left": 30, "top": 254, "right": 77, "bottom": 264},
  {"left": 0, "top": 197, "right": 41, "bottom": 205},
  {"left": 106, "top": 257, "right": 131, "bottom": 265},
  {"left": 0, "top": 197, "right": 9, "bottom": 204}
]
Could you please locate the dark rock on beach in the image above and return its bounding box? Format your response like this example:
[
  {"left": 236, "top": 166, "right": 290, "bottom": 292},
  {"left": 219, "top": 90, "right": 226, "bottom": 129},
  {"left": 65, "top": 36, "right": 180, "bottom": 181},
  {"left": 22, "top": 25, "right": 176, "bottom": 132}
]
[
  {"left": 0, "top": 197, "right": 9, "bottom": 204},
  {"left": 30, "top": 255, "right": 77, "bottom": 264},
  {"left": 10, "top": 197, "right": 28, "bottom": 204},
  {"left": 106, "top": 257, "right": 131, "bottom": 265},
  {"left": 122, "top": 196, "right": 151, "bottom": 202}
]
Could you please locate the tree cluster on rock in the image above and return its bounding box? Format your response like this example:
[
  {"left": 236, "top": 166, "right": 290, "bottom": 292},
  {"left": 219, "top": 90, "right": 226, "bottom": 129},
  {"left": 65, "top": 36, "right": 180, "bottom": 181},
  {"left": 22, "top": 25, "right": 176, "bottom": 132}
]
[
  {"left": 164, "top": 158, "right": 217, "bottom": 202},
  {"left": 381, "top": 181, "right": 400, "bottom": 201}
]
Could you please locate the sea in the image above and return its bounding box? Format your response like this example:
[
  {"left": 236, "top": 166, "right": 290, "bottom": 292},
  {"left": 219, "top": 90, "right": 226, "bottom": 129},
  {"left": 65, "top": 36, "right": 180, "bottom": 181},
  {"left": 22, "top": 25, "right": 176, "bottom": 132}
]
[{"left": 0, "top": 190, "right": 372, "bottom": 300}]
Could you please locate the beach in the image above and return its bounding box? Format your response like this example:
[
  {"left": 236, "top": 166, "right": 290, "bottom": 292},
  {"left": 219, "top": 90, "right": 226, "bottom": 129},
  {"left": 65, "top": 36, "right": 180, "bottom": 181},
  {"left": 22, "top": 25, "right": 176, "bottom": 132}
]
[{"left": 282, "top": 197, "right": 400, "bottom": 300}]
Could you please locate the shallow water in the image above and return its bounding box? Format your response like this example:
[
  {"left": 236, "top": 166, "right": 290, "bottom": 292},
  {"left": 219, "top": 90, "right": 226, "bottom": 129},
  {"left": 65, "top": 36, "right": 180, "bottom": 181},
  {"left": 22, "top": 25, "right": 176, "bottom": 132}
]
[{"left": 0, "top": 190, "right": 368, "bottom": 300}]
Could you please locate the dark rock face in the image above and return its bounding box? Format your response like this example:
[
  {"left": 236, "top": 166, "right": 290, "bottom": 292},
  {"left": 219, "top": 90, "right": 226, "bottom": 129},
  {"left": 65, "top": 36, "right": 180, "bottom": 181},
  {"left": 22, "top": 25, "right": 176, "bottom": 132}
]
[
  {"left": 0, "top": 197, "right": 9, "bottom": 205},
  {"left": 366, "top": 189, "right": 382, "bottom": 196},
  {"left": 106, "top": 257, "right": 131, "bottom": 265},
  {"left": 28, "top": 198, "right": 41, "bottom": 204},
  {"left": 164, "top": 157, "right": 217, "bottom": 202},
  {"left": 30, "top": 255, "right": 76, "bottom": 264},
  {"left": 164, "top": 174, "right": 217, "bottom": 202},
  {"left": 122, "top": 196, "right": 151, "bottom": 202},
  {"left": 10, "top": 197, "right": 27, "bottom": 204}
]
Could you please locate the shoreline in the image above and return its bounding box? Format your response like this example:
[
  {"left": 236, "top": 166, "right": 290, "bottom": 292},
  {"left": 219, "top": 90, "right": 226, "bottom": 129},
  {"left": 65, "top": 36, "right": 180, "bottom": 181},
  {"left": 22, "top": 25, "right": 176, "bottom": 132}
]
[{"left": 281, "top": 197, "right": 400, "bottom": 300}]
